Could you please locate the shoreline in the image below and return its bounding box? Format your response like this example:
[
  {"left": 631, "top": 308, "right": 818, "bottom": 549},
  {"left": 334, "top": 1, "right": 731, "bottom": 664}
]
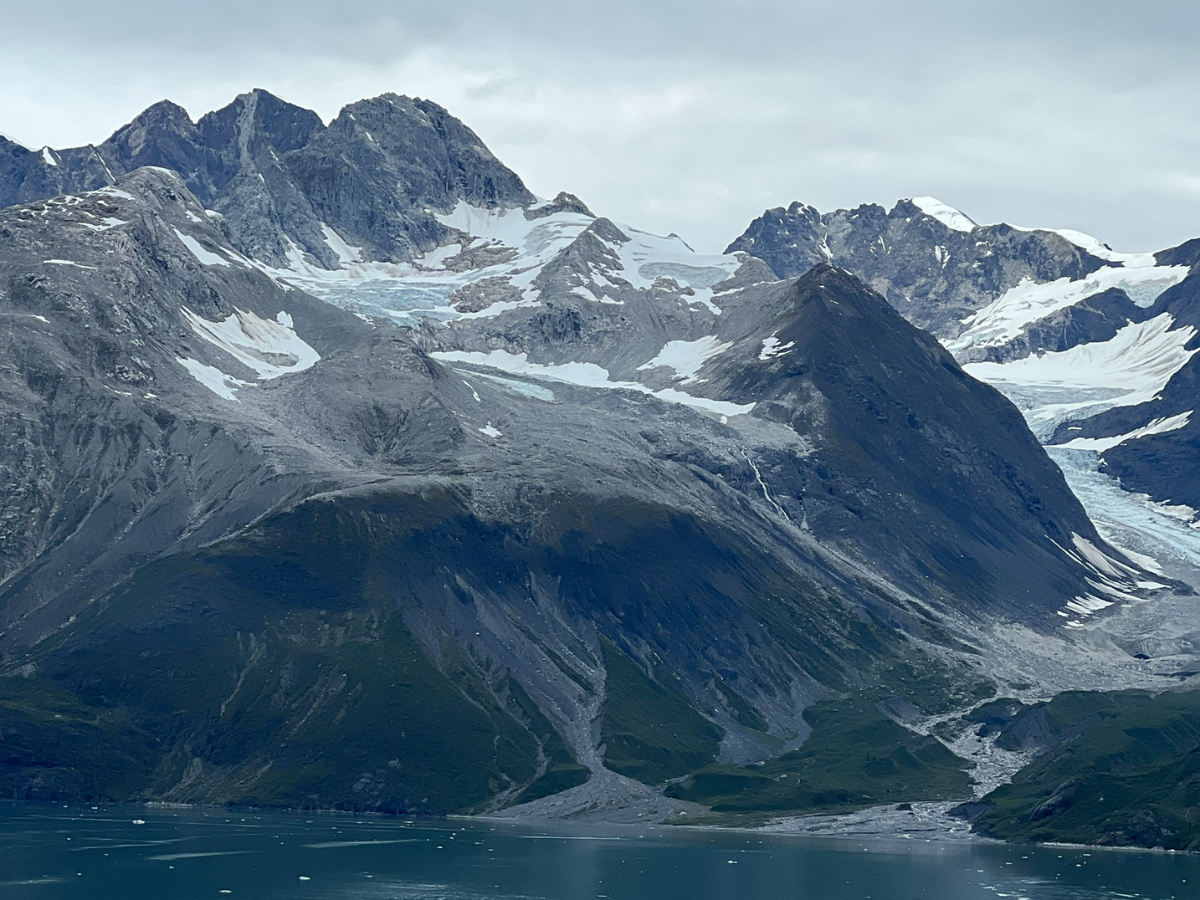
[{"left": 6, "top": 796, "right": 1196, "bottom": 856}]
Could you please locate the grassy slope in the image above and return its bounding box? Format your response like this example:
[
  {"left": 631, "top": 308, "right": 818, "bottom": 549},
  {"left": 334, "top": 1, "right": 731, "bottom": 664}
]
[
  {"left": 598, "top": 638, "right": 724, "bottom": 784},
  {"left": 665, "top": 696, "right": 971, "bottom": 816},
  {"left": 1, "top": 485, "right": 990, "bottom": 816},
  {"left": 972, "top": 689, "right": 1200, "bottom": 850}
]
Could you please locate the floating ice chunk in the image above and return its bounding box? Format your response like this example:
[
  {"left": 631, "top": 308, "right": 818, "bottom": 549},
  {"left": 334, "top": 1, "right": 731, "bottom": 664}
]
[
  {"left": 637, "top": 335, "right": 730, "bottom": 383},
  {"left": 177, "top": 357, "right": 249, "bottom": 401},
  {"left": 173, "top": 228, "right": 231, "bottom": 267},
  {"left": 182, "top": 307, "right": 319, "bottom": 379},
  {"left": 910, "top": 197, "right": 976, "bottom": 232}
]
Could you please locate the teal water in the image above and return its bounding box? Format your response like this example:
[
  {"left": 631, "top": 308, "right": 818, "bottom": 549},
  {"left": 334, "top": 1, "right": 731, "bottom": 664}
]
[{"left": 1, "top": 804, "right": 1195, "bottom": 899}]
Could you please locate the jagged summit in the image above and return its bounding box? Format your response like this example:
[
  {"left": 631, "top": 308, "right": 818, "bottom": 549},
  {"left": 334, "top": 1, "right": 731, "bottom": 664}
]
[
  {"left": 727, "top": 197, "right": 1111, "bottom": 336},
  {"left": 0, "top": 91, "right": 1187, "bottom": 828},
  {"left": 0, "top": 89, "right": 535, "bottom": 269}
]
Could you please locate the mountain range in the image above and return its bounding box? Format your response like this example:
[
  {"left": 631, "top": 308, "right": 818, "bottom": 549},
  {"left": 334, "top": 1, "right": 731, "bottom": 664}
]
[{"left": 0, "top": 89, "right": 1197, "bottom": 847}]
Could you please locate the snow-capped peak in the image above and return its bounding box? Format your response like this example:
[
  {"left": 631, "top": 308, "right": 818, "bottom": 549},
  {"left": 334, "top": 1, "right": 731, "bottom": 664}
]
[
  {"left": 1008, "top": 224, "right": 1158, "bottom": 268},
  {"left": 910, "top": 197, "right": 977, "bottom": 233}
]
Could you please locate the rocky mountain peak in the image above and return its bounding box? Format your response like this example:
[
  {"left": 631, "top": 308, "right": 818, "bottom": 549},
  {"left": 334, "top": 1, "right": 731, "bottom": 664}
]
[
  {"left": 729, "top": 197, "right": 1108, "bottom": 337},
  {"left": 526, "top": 191, "right": 594, "bottom": 220},
  {"left": 197, "top": 88, "right": 325, "bottom": 175}
]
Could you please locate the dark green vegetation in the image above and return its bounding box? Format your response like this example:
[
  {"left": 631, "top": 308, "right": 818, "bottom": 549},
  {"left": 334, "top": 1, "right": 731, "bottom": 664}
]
[
  {"left": 968, "top": 689, "right": 1200, "bottom": 850},
  {"left": 598, "top": 639, "right": 724, "bottom": 784},
  {"left": 1, "top": 483, "right": 972, "bottom": 815},
  {"left": 665, "top": 697, "right": 971, "bottom": 816}
]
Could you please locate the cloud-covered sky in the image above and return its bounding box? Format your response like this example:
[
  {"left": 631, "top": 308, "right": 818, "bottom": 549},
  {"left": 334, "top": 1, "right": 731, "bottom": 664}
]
[{"left": 2, "top": 0, "right": 1196, "bottom": 252}]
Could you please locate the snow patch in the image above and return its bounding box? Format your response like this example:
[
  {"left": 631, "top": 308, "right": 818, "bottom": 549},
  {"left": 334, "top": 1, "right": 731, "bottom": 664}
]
[
  {"left": 478, "top": 424, "right": 502, "bottom": 438},
  {"left": 92, "top": 187, "right": 134, "bottom": 202},
  {"left": 173, "top": 228, "right": 231, "bottom": 267},
  {"left": 41, "top": 147, "right": 57, "bottom": 167},
  {"left": 950, "top": 265, "right": 1189, "bottom": 353},
  {"left": 1009, "top": 224, "right": 1159, "bottom": 268},
  {"left": 177, "top": 357, "right": 248, "bottom": 401},
  {"left": 1056, "top": 411, "right": 1192, "bottom": 452},
  {"left": 320, "top": 224, "right": 364, "bottom": 266},
  {"left": 431, "top": 349, "right": 754, "bottom": 418},
  {"left": 759, "top": 334, "right": 796, "bottom": 360},
  {"left": 181, "top": 307, "right": 319, "bottom": 379},
  {"left": 82, "top": 217, "right": 127, "bottom": 232},
  {"left": 572, "top": 284, "right": 623, "bottom": 305},
  {"left": 636, "top": 335, "right": 730, "bottom": 384},
  {"left": 910, "top": 197, "right": 976, "bottom": 233},
  {"left": 44, "top": 259, "right": 97, "bottom": 270}
]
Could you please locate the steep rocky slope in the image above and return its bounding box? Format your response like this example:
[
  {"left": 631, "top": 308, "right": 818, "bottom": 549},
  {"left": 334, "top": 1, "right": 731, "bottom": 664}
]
[
  {"left": 730, "top": 197, "right": 1200, "bottom": 515},
  {"left": 0, "top": 94, "right": 1171, "bottom": 820},
  {"left": 0, "top": 89, "right": 533, "bottom": 270}
]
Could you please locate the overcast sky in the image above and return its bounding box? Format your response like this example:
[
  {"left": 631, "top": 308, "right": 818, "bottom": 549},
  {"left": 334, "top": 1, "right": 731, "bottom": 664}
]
[{"left": 2, "top": 1, "right": 1196, "bottom": 253}]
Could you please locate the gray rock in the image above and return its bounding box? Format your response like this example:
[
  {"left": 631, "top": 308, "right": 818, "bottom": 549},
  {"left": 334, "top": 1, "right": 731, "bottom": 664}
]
[{"left": 728, "top": 199, "right": 1108, "bottom": 338}]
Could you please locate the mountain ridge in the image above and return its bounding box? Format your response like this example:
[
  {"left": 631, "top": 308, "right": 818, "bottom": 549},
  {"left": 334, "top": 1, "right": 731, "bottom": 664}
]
[{"left": 0, "top": 92, "right": 1192, "bottom": 837}]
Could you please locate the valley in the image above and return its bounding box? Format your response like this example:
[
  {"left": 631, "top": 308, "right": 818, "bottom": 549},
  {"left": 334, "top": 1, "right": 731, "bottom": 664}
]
[{"left": 0, "top": 89, "right": 1198, "bottom": 852}]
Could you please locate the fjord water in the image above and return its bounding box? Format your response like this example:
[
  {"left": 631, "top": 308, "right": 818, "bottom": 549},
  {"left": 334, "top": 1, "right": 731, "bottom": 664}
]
[{"left": 2, "top": 806, "right": 1195, "bottom": 899}]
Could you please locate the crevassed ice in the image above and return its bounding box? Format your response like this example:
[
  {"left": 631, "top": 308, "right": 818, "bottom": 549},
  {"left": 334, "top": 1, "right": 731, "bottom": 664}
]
[{"left": 963, "top": 313, "right": 1199, "bottom": 432}]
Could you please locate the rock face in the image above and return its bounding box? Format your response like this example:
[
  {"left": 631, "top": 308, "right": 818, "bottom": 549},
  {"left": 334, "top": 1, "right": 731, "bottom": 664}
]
[
  {"left": 1054, "top": 268, "right": 1200, "bottom": 508},
  {"left": 0, "top": 90, "right": 534, "bottom": 269},
  {"left": 0, "top": 96, "right": 1160, "bottom": 817},
  {"left": 966, "top": 689, "right": 1200, "bottom": 851},
  {"left": 967, "top": 288, "right": 1152, "bottom": 364},
  {"left": 727, "top": 199, "right": 1106, "bottom": 338},
  {"left": 730, "top": 198, "right": 1200, "bottom": 515}
]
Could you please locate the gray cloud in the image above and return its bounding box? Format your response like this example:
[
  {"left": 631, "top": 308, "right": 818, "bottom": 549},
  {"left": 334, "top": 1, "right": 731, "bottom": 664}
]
[{"left": 2, "top": 1, "right": 1196, "bottom": 252}]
